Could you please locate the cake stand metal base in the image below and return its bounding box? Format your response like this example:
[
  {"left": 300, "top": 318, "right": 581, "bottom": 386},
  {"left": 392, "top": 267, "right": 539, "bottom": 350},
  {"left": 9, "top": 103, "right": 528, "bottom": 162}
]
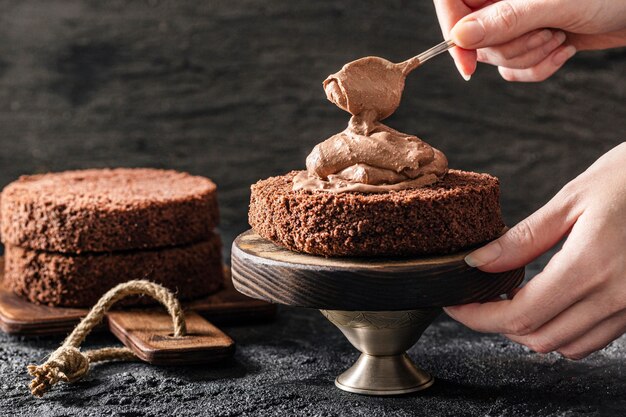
[
  {"left": 334, "top": 353, "right": 434, "bottom": 395},
  {"left": 321, "top": 308, "right": 441, "bottom": 396},
  {"left": 232, "top": 230, "right": 525, "bottom": 397}
]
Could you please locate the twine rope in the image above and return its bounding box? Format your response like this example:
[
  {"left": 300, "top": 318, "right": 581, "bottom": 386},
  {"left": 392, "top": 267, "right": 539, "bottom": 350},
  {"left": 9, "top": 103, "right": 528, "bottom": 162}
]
[{"left": 27, "top": 280, "right": 187, "bottom": 397}]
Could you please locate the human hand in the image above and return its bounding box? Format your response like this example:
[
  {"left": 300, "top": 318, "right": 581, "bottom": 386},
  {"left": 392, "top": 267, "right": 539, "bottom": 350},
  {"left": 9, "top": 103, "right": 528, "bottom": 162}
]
[
  {"left": 433, "top": 0, "right": 626, "bottom": 81},
  {"left": 445, "top": 142, "right": 626, "bottom": 359}
]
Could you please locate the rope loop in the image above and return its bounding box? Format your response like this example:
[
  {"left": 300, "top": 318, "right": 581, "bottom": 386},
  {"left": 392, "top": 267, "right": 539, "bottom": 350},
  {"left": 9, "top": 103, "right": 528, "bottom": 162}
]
[{"left": 27, "top": 280, "right": 186, "bottom": 397}]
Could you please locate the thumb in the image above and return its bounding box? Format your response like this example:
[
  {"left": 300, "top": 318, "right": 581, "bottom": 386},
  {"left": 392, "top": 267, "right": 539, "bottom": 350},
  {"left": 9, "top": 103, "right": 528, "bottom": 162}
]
[
  {"left": 450, "top": 0, "right": 563, "bottom": 50},
  {"left": 465, "top": 190, "right": 581, "bottom": 273}
]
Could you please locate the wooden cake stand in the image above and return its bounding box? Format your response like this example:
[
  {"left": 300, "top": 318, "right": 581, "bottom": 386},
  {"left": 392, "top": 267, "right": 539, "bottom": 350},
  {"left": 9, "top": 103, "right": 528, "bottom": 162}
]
[{"left": 231, "top": 230, "right": 525, "bottom": 396}]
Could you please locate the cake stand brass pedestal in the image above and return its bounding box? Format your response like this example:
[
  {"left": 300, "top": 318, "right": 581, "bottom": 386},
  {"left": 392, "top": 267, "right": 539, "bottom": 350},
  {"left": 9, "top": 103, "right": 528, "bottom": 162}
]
[
  {"left": 321, "top": 309, "right": 439, "bottom": 395},
  {"left": 231, "top": 231, "right": 524, "bottom": 396}
]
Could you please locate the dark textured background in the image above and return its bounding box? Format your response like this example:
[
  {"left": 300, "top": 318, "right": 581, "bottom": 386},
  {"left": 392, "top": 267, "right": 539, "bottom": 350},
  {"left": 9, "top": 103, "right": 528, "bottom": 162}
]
[{"left": 0, "top": 1, "right": 624, "bottom": 416}]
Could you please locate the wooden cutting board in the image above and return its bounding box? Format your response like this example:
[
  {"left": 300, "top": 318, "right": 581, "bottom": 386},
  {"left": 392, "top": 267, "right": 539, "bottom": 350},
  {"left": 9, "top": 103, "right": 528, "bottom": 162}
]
[
  {"left": 0, "top": 257, "right": 276, "bottom": 336},
  {"left": 108, "top": 310, "right": 236, "bottom": 365}
]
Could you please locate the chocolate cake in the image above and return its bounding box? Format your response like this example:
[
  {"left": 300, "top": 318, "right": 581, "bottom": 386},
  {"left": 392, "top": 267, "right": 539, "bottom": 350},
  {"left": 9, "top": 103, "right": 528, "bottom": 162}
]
[
  {"left": 0, "top": 168, "right": 219, "bottom": 253},
  {"left": 0, "top": 168, "right": 224, "bottom": 307},
  {"left": 5, "top": 235, "right": 223, "bottom": 307},
  {"left": 249, "top": 170, "right": 504, "bottom": 257},
  {"left": 249, "top": 50, "right": 506, "bottom": 259}
]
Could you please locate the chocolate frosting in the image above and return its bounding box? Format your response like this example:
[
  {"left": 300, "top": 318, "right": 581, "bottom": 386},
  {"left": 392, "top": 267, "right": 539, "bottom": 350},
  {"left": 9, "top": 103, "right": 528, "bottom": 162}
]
[
  {"left": 322, "top": 57, "right": 405, "bottom": 120},
  {"left": 293, "top": 56, "right": 448, "bottom": 193}
]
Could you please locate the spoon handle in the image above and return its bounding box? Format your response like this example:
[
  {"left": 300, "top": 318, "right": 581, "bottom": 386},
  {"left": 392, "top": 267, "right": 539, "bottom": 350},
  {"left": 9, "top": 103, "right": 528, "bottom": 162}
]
[{"left": 399, "top": 39, "right": 456, "bottom": 75}]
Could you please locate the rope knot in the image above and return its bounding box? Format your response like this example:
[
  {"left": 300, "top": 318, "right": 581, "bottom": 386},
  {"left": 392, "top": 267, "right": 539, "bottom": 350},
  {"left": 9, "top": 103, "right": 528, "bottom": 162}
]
[
  {"left": 28, "top": 347, "right": 89, "bottom": 397},
  {"left": 50, "top": 346, "right": 91, "bottom": 381}
]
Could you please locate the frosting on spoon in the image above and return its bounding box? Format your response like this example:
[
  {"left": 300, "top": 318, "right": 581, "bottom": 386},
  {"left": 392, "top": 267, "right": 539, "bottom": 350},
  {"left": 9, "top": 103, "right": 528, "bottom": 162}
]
[{"left": 322, "top": 57, "right": 405, "bottom": 120}]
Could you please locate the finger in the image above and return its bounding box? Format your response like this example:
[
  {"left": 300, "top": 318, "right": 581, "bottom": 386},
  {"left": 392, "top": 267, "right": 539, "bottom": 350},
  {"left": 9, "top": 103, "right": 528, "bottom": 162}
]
[
  {"left": 477, "top": 29, "right": 552, "bottom": 62},
  {"left": 557, "top": 310, "right": 626, "bottom": 360},
  {"left": 450, "top": 0, "right": 566, "bottom": 49},
  {"left": 464, "top": 0, "right": 494, "bottom": 8},
  {"left": 433, "top": 0, "right": 493, "bottom": 39},
  {"left": 504, "top": 297, "right": 622, "bottom": 354},
  {"left": 444, "top": 256, "right": 582, "bottom": 336},
  {"left": 567, "top": 29, "right": 626, "bottom": 51},
  {"left": 498, "top": 45, "right": 576, "bottom": 82},
  {"left": 477, "top": 30, "right": 567, "bottom": 69},
  {"left": 446, "top": 213, "right": 602, "bottom": 336},
  {"left": 433, "top": 0, "right": 479, "bottom": 78},
  {"left": 464, "top": 175, "right": 582, "bottom": 272}
]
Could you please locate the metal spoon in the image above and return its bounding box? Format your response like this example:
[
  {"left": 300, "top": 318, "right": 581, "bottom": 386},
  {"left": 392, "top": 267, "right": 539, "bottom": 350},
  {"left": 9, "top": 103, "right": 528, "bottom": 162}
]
[{"left": 397, "top": 39, "right": 456, "bottom": 75}]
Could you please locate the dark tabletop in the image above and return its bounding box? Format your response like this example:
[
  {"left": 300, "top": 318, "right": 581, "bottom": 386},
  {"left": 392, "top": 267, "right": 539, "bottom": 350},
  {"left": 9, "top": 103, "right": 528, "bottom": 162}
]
[
  {"left": 2, "top": 251, "right": 626, "bottom": 417},
  {"left": 0, "top": 1, "right": 624, "bottom": 416}
]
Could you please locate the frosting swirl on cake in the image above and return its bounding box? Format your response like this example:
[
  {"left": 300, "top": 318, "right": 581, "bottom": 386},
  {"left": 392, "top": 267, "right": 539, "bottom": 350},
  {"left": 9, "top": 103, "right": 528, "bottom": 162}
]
[{"left": 293, "top": 56, "right": 448, "bottom": 193}]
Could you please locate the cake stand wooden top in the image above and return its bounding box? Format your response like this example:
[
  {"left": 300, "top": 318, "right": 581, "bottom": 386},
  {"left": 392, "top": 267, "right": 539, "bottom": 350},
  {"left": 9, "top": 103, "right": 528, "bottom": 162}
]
[{"left": 231, "top": 230, "right": 524, "bottom": 311}]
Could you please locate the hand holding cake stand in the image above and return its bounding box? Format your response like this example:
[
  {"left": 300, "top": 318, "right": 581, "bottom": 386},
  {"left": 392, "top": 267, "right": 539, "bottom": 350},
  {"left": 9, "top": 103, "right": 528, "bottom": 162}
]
[
  {"left": 231, "top": 42, "right": 523, "bottom": 395},
  {"left": 232, "top": 231, "right": 524, "bottom": 396}
]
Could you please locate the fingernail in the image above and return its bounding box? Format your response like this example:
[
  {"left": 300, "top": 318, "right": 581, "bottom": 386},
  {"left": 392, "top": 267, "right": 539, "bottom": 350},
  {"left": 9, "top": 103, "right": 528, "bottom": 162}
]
[
  {"left": 451, "top": 19, "right": 486, "bottom": 47},
  {"left": 443, "top": 306, "right": 459, "bottom": 315},
  {"left": 543, "top": 31, "right": 567, "bottom": 54},
  {"left": 553, "top": 31, "right": 567, "bottom": 45},
  {"left": 465, "top": 241, "right": 502, "bottom": 267},
  {"left": 453, "top": 59, "right": 473, "bottom": 82},
  {"left": 552, "top": 45, "right": 576, "bottom": 66},
  {"left": 527, "top": 29, "right": 553, "bottom": 49}
]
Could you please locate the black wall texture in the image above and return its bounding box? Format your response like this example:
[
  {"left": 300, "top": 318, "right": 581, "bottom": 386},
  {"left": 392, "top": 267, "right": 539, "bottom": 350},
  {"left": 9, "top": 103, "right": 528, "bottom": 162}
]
[
  {"left": 0, "top": 0, "right": 624, "bottom": 252},
  {"left": 1, "top": 3, "right": 626, "bottom": 415}
]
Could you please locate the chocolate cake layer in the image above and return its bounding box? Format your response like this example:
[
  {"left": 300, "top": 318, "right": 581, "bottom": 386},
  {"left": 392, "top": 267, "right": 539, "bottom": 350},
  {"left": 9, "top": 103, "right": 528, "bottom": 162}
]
[
  {"left": 5, "top": 234, "right": 223, "bottom": 307},
  {"left": 249, "top": 170, "right": 504, "bottom": 257},
  {"left": 0, "top": 168, "right": 219, "bottom": 253}
]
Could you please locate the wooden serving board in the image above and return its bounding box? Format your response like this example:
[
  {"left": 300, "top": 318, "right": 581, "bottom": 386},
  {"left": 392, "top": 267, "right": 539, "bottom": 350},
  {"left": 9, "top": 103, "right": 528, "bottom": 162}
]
[
  {"left": 0, "top": 257, "right": 276, "bottom": 336},
  {"left": 108, "top": 310, "right": 236, "bottom": 365},
  {"left": 231, "top": 230, "right": 525, "bottom": 311}
]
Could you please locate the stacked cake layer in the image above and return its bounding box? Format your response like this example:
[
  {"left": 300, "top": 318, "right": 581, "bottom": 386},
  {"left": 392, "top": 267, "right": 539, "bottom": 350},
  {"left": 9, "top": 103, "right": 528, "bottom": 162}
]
[
  {"left": 0, "top": 168, "right": 223, "bottom": 307},
  {"left": 250, "top": 170, "right": 504, "bottom": 257}
]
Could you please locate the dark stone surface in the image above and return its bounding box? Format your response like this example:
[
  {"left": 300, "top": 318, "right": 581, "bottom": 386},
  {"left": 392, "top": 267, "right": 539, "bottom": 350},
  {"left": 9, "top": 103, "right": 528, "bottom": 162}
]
[
  {"left": 1, "top": 254, "right": 625, "bottom": 417},
  {"left": 0, "top": 0, "right": 624, "bottom": 416}
]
